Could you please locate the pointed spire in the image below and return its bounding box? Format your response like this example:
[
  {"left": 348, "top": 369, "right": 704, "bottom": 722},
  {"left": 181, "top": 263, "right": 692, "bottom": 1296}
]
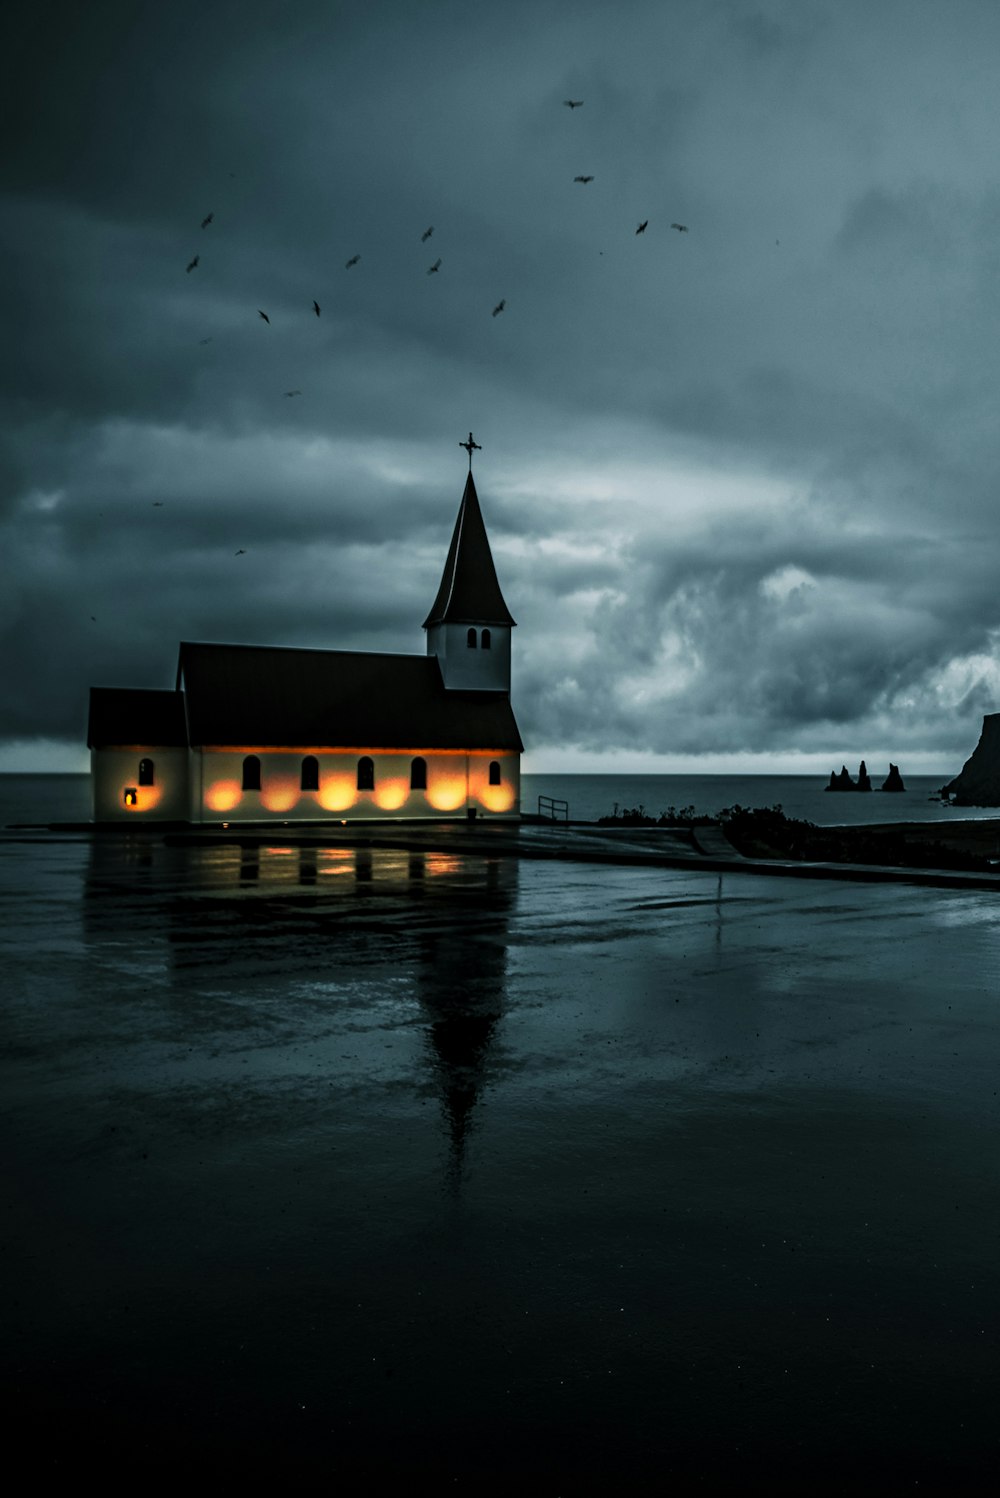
[{"left": 423, "top": 471, "right": 516, "bottom": 628}]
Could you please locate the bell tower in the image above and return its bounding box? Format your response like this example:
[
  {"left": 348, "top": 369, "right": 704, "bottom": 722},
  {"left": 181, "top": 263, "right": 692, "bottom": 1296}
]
[{"left": 423, "top": 437, "right": 515, "bottom": 693}]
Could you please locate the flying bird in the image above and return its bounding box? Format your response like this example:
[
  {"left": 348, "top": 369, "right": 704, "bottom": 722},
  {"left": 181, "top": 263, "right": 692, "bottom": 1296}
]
[
  {"left": 235, "top": 549, "right": 246, "bottom": 556},
  {"left": 201, "top": 212, "right": 213, "bottom": 228},
  {"left": 152, "top": 501, "right": 163, "bottom": 507},
  {"left": 670, "top": 222, "right": 688, "bottom": 232},
  {"left": 636, "top": 220, "right": 648, "bottom": 234},
  {"left": 283, "top": 390, "right": 301, "bottom": 397},
  {"left": 574, "top": 175, "right": 594, "bottom": 183},
  {"left": 313, "top": 300, "right": 321, "bottom": 316},
  {"left": 345, "top": 254, "right": 360, "bottom": 268},
  {"left": 492, "top": 299, "right": 506, "bottom": 316},
  {"left": 198, "top": 337, "right": 212, "bottom": 344},
  {"left": 186, "top": 255, "right": 199, "bottom": 272},
  {"left": 427, "top": 258, "right": 441, "bottom": 274},
  {"left": 421, "top": 226, "right": 434, "bottom": 241},
  {"left": 563, "top": 99, "right": 583, "bottom": 108},
  {"left": 258, "top": 310, "right": 270, "bottom": 323}
]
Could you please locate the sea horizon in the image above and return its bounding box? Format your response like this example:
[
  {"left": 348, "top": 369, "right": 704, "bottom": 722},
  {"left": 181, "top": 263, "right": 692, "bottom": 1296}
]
[{"left": 1, "top": 768, "right": 992, "bottom": 831}]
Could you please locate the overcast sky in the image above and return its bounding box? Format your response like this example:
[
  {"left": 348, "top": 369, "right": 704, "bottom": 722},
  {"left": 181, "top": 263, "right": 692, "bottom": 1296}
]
[{"left": 4, "top": 0, "right": 1000, "bottom": 774}]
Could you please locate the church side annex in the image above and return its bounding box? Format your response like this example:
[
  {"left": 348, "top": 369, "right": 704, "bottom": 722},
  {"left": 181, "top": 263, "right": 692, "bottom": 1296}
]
[{"left": 87, "top": 447, "right": 523, "bottom": 823}]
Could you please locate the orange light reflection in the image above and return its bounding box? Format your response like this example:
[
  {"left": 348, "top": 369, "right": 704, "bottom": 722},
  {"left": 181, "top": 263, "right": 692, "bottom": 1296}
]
[
  {"left": 480, "top": 784, "right": 516, "bottom": 814},
  {"left": 374, "top": 777, "right": 409, "bottom": 811},
  {"left": 318, "top": 777, "right": 358, "bottom": 812},
  {"left": 124, "top": 786, "right": 163, "bottom": 812},
  {"left": 205, "top": 780, "right": 242, "bottom": 813},
  {"left": 318, "top": 850, "right": 354, "bottom": 874},
  {"left": 260, "top": 777, "right": 299, "bottom": 813},
  {"left": 426, "top": 774, "right": 467, "bottom": 812}
]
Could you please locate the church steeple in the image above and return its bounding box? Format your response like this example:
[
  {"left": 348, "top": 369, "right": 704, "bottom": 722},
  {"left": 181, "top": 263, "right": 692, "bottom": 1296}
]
[
  {"left": 424, "top": 463, "right": 515, "bottom": 693},
  {"left": 422, "top": 471, "right": 516, "bottom": 631}
]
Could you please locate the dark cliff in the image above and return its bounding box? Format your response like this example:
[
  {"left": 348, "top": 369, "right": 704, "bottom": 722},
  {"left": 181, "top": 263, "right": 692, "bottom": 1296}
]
[{"left": 941, "top": 714, "right": 1000, "bottom": 806}]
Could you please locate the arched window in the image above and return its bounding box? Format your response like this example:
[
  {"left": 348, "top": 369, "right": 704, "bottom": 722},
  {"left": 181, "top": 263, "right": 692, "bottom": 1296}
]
[
  {"left": 481, "top": 628, "right": 491, "bottom": 650},
  {"left": 467, "top": 627, "right": 477, "bottom": 649},
  {"left": 410, "top": 756, "right": 427, "bottom": 791},
  {"left": 301, "top": 755, "right": 319, "bottom": 791},
  {"left": 357, "top": 756, "right": 375, "bottom": 791},
  {"left": 489, "top": 760, "right": 502, "bottom": 786},
  {"left": 242, "top": 754, "right": 261, "bottom": 791},
  {"left": 138, "top": 758, "right": 155, "bottom": 786}
]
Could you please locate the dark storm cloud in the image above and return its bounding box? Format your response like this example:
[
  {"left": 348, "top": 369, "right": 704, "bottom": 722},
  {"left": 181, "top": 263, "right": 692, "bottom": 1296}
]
[{"left": 4, "top": 0, "right": 1000, "bottom": 769}]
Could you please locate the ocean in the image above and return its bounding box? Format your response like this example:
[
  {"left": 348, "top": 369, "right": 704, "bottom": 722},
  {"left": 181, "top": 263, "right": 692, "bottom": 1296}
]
[
  {"left": 0, "top": 769, "right": 990, "bottom": 829},
  {"left": 522, "top": 771, "right": 983, "bottom": 826}
]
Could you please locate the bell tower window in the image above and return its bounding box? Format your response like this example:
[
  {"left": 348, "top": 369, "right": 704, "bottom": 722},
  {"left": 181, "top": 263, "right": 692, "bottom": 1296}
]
[
  {"left": 489, "top": 761, "right": 502, "bottom": 786},
  {"left": 138, "top": 758, "right": 155, "bottom": 786},
  {"left": 301, "top": 755, "right": 319, "bottom": 792},
  {"left": 467, "top": 628, "right": 477, "bottom": 649},
  {"left": 410, "top": 757, "right": 427, "bottom": 791},
  {"left": 481, "top": 629, "right": 491, "bottom": 650},
  {"left": 357, "top": 757, "right": 375, "bottom": 791}
]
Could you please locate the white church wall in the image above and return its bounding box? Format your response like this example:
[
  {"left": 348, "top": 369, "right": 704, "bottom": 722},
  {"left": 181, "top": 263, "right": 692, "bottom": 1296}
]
[
  {"left": 468, "top": 752, "right": 520, "bottom": 816},
  {"left": 91, "top": 747, "right": 191, "bottom": 822},
  {"left": 193, "top": 749, "right": 520, "bottom": 822}
]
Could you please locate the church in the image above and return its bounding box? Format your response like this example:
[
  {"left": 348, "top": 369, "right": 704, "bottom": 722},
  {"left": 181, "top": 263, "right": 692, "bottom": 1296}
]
[{"left": 87, "top": 451, "right": 523, "bottom": 823}]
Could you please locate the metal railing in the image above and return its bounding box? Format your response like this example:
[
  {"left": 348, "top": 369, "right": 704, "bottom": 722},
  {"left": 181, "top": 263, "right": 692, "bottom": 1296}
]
[{"left": 537, "top": 794, "right": 569, "bottom": 823}]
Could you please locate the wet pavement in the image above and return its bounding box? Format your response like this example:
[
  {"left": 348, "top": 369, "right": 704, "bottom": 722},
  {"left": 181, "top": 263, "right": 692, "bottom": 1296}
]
[
  {"left": 3, "top": 833, "right": 1000, "bottom": 1489},
  {"left": 26, "top": 812, "right": 1000, "bottom": 891}
]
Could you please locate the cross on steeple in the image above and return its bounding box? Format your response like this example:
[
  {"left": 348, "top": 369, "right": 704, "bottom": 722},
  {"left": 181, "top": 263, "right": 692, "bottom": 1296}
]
[{"left": 459, "top": 432, "right": 482, "bottom": 471}]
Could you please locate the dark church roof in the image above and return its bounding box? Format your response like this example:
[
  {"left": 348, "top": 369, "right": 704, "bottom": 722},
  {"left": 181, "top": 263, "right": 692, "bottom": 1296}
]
[
  {"left": 423, "top": 472, "right": 516, "bottom": 629},
  {"left": 87, "top": 687, "right": 188, "bottom": 748},
  {"left": 176, "top": 642, "right": 523, "bottom": 751}
]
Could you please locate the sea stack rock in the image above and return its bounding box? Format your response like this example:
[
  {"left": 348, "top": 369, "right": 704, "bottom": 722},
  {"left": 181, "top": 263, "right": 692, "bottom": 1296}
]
[
  {"left": 940, "top": 713, "right": 1000, "bottom": 805},
  {"left": 857, "top": 760, "right": 872, "bottom": 792},
  {"left": 881, "top": 763, "right": 905, "bottom": 792},
  {"left": 826, "top": 765, "right": 855, "bottom": 791}
]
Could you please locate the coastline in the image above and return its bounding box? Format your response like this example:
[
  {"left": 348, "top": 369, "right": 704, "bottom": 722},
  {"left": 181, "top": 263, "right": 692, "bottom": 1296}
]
[
  {"left": 6, "top": 811, "right": 1000, "bottom": 892},
  {"left": 6, "top": 771, "right": 995, "bottom": 833}
]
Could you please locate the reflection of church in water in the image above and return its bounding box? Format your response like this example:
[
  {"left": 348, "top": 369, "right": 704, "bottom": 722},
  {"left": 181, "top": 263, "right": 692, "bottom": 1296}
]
[
  {"left": 87, "top": 441, "right": 522, "bottom": 826},
  {"left": 84, "top": 836, "right": 516, "bottom": 1191}
]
